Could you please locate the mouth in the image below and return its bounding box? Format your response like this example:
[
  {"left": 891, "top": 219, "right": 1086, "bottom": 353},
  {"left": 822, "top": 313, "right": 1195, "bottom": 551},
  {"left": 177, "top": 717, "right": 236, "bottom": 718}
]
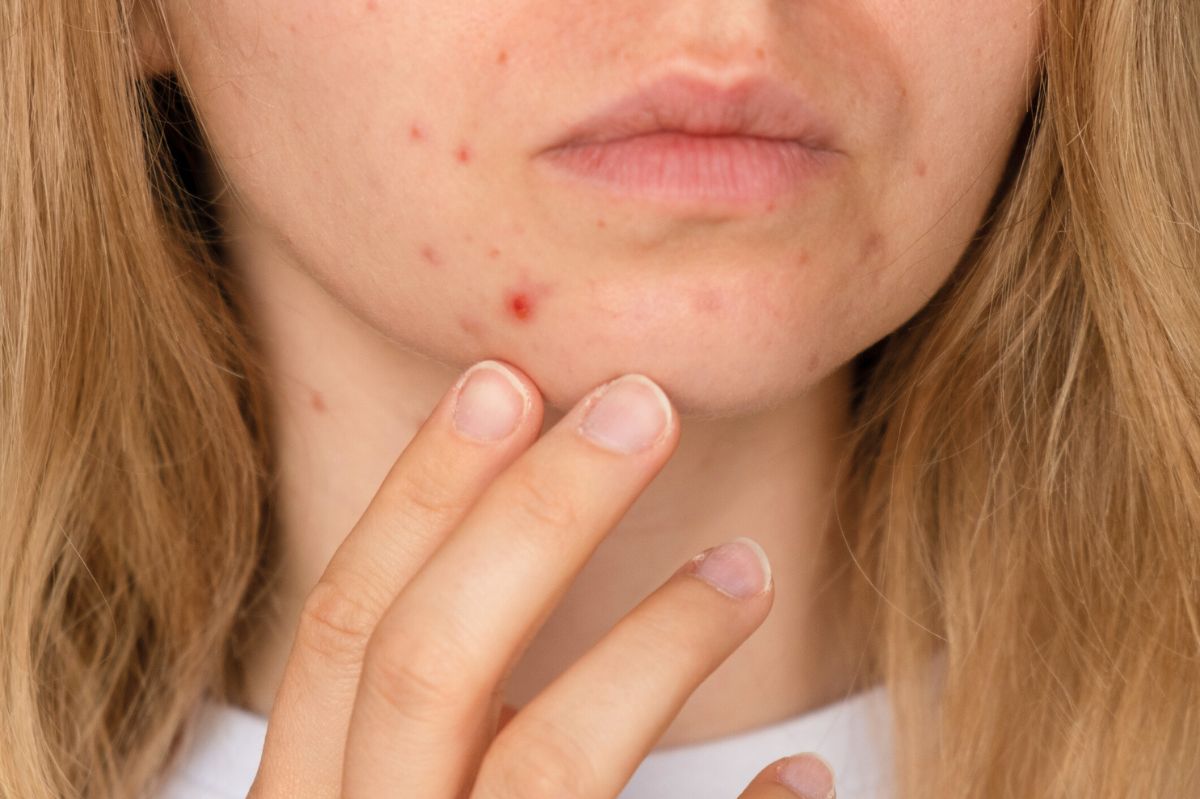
[{"left": 536, "top": 72, "right": 843, "bottom": 207}]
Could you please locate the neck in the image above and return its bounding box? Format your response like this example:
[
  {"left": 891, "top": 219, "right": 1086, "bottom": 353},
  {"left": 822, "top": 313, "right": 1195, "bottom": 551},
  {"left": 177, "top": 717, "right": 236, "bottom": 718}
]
[{"left": 232, "top": 232, "right": 873, "bottom": 748}]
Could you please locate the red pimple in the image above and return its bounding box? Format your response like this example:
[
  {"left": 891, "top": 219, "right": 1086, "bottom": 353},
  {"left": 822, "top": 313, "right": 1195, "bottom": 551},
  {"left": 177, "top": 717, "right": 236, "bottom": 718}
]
[
  {"left": 915, "top": 159, "right": 928, "bottom": 177},
  {"left": 365, "top": 0, "right": 378, "bottom": 10},
  {"left": 487, "top": 246, "right": 501, "bottom": 258},
  {"left": 310, "top": 391, "right": 327, "bottom": 412},
  {"left": 409, "top": 123, "right": 426, "bottom": 142},
  {"left": 455, "top": 144, "right": 472, "bottom": 163},
  {"left": 796, "top": 250, "right": 811, "bottom": 266},
  {"left": 595, "top": 218, "right": 607, "bottom": 229},
  {"left": 508, "top": 292, "right": 533, "bottom": 320},
  {"left": 496, "top": 49, "right": 509, "bottom": 65},
  {"left": 419, "top": 244, "right": 442, "bottom": 266},
  {"left": 755, "top": 47, "right": 766, "bottom": 60}
]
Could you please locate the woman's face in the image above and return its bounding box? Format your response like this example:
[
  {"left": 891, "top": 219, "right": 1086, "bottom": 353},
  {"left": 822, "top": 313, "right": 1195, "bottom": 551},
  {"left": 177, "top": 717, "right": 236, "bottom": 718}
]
[{"left": 155, "top": 1, "right": 1041, "bottom": 415}]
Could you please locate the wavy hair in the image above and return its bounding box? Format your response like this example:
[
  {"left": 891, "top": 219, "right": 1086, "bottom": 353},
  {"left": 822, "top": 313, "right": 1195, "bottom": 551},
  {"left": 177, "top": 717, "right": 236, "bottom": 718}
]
[{"left": 2, "top": 0, "right": 1197, "bottom": 796}]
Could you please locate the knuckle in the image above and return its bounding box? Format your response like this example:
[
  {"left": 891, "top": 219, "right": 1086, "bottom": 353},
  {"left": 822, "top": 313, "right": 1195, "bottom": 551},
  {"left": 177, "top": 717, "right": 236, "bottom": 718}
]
[
  {"left": 392, "top": 460, "right": 467, "bottom": 524},
  {"left": 503, "top": 469, "right": 580, "bottom": 532},
  {"left": 294, "top": 579, "right": 376, "bottom": 667},
  {"left": 361, "top": 628, "right": 475, "bottom": 721},
  {"left": 482, "top": 716, "right": 597, "bottom": 799}
]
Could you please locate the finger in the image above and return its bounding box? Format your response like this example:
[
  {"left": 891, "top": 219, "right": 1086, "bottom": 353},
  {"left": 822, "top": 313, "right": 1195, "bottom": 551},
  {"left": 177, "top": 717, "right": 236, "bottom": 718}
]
[
  {"left": 250, "top": 359, "right": 543, "bottom": 798},
  {"left": 344, "top": 373, "right": 679, "bottom": 798},
  {"left": 471, "top": 537, "right": 774, "bottom": 799},
  {"left": 738, "top": 754, "right": 838, "bottom": 799}
]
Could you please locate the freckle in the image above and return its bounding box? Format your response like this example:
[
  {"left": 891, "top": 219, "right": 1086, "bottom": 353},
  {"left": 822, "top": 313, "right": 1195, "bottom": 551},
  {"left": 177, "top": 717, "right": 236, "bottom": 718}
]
[
  {"left": 455, "top": 144, "right": 472, "bottom": 164},
  {"left": 419, "top": 244, "right": 442, "bottom": 266},
  {"left": 915, "top": 159, "right": 927, "bottom": 177},
  {"left": 409, "top": 124, "right": 426, "bottom": 142},
  {"left": 310, "top": 391, "right": 326, "bottom": 412},
  {"left": 496, "top": 49, "right": 508, "bottom": 65},
  {"left": 487, "top": 246, "right": 501, "bottom": 258}
]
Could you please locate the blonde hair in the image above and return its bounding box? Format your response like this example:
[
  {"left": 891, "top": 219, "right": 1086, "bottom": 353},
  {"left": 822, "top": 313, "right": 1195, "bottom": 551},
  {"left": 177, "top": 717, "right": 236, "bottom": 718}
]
[{"left": 2, "top": 1, "right": 1197, "bottom": 797}]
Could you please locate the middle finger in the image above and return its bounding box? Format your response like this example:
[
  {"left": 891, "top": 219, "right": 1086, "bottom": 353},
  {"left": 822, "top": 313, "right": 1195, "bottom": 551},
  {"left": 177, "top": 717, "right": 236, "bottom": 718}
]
[{"left": 343, "top": 373, "right": 679, "bottom": 798}]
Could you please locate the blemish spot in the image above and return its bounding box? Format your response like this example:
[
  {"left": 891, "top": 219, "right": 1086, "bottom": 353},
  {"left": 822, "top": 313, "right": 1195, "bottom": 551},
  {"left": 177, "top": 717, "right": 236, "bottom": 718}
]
[
  {"left": 501, "top": 270, "right": 554, "bottom": 323},
  {"left": 595, "top": 218, "right": 607, "bottom": 229},
  {"left": 457, "top": 315, "right": 483, "bottom": 337},
  {"left": 796, "top": 250, "right": 811, "bottom": 266},
  {"left": 755, "top": 47, "right": 766, "bottom": 60},
  {"left": 513, "top": 223, "right": 525, "bottom": 236},
  {"left": 914, "top": 159, "right": 927, "bottom": 177},
  {"left": 766, "top": 200, "right": 777, "bottom": 212},
  {"left": 409, "top": 124, "right": 426, "bottom": 142},
  {"left": 310, "top": 391, "right": 326, "bottom": 413},
  {"left": 287, "top": 22, "right": 298, "bottom": 34},
  {"left": 496, "top": 49, "right": 509, "bottom": 65},
  {"left": 508, "top": 292, "right": 533, "bottom": 320},
  {"left": 455, "top": 144, "right": 472, "bottom": 164},
  {"left": 487, "top": 246, "right": 501, "bottom": 258},
  {"left": 806, "top": 351, "right": 820, "bottom": 373},
  {"left": 860, "top": 232, "right": 885, "bottom": 262},
  {"left": 365, "top": 0, "right": 378, "bottom": 10},
  {"left": 690, "top": 288, "right": 723, "bottom": 315},
  {"left": 419, "top": 244, "right": 442, "bottom": 266}
]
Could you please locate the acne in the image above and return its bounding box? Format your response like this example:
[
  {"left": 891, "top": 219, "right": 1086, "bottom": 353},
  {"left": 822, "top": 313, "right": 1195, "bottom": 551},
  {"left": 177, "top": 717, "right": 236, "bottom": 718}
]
[
  {"left": 409, "top": 123, "right": 426, "bottom": 142},
  {"left": 595, "top": 218, "right": 607, "bottom": 229},
  {"left": 496, "top": 49, "right": 509, "bottom": 66},
  {"left": 501, "top": 271, "right": 555, "bottom": 324},
  {"left": 457, "top": 315, "right": 484, "bottom": 337},
  {"left": 455, "top": 144, "right": 473, "bottom": 164},
  {"left": 487, "top": 246, "right": 502, "bottom": 259},
  {"left": 796, "top": 250, "right": 811, "bottom": 266},
  {"left": 689, "top": 287, "right": 724, "bottom": 316},
  {"left": 419, "top": 244, "right": 442, "bottom": 266},
  {"left": 806, "top": 350, "right": 820, "bottom": 373},
  {"left": 365, "top": 0, "right": 379, "bottom": 10},
  {"left": 914, "top": 159, "right": 928, "bottom": 177},
  {"left": 755, "top": 47, "right": 766, "bottom": 61},
  {"left": 310, "top": 391, "right": 327, "bottom": 413},
  {"left": 860, "top": 231, "right": 885, "bottom": 261}
]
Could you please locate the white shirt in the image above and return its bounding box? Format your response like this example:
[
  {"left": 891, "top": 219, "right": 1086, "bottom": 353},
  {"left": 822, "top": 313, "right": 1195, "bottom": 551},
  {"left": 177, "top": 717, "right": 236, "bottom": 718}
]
[{"left": 153, "top": 682, "right": 893, "bottom": 798}]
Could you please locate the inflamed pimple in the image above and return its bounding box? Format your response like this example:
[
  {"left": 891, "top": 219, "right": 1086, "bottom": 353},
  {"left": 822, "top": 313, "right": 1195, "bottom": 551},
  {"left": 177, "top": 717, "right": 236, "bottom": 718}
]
[
  {"left": 487, "top": 246, "right": 502, "bottom": 258},
  {"left": 310, "top": 391, "right": 327, "bottom": 413},
  {"left": 914, "top": 159, "right": 928, "bottom": 177},
  {"left": 409, "top": 123, "right": 426, "bottom": 142},
  {"left": 507, "top": 291, "right": 534, "bottom": 321},
  {"left": 455, "top": 144, "right": 473, "bottom": 164},
  {"left": 365, "top": 0, "right": 379, "bottom": 11},
  {"left": 496, "top": 49, "right": 509, "bottom": 65}
]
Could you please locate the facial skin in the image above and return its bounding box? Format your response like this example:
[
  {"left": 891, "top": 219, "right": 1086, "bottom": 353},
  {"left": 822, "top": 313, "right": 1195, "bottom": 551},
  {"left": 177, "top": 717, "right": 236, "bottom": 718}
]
[{"left": 146, "top": 0, "right": 1041, "bottom": 744}]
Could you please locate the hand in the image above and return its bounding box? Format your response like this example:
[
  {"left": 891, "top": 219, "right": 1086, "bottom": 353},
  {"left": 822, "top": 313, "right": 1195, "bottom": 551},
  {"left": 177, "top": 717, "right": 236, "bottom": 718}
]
[{"left": 247, "top": 359, "right": 826, "bottom": 798}]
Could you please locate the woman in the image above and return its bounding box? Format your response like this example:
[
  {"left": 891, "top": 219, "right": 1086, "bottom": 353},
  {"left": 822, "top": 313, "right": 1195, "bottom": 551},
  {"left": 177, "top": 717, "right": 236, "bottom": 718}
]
[{"left": 2, "top": 0, "right": 1197, "bottom": 796}]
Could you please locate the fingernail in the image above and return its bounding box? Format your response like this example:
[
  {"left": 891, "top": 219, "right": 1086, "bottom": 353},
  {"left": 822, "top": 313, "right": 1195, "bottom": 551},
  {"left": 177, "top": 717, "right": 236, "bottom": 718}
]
[
  {"left": 776, "top": 753, "right": 836, "bottom": 799},
  {"left": 577, "top": 374, "right": 671, "bottom": 454},
  {"left": 452, "top": 361, "right": 529, "bottom": 442},
  {"left": 683, "top": 536, "right": 772, "bottom": 599}
]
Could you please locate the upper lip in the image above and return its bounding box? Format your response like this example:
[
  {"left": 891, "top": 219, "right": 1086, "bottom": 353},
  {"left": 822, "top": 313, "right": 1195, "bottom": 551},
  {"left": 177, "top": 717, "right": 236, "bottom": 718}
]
[{"left": 542, "top": 72, "right": 839, "bottom": 153}]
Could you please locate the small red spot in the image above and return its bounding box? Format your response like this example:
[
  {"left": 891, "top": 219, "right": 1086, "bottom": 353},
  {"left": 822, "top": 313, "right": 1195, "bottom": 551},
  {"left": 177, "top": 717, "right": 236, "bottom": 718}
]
[
  {"left": 755, "top": 47, "right": 766, "bottom": 60},
  {"left": 487, "top": 246, "right": 501, "bottom": 258},
  {"left": 365, "top": 0, "right": 378, "bottom": 10},
  {"left": 860, "top": 232, "right": 885, "bottom": 261},
  {"left": 766, "top": 200, "right": 777, "bottom": 212},
  {"left": 496, "top": 49, "right": 508, "bottom": 65},
  {"left": 509, "top": 292, "right": 533, "bottom": 320},
  {"left": 310, "top": 391, "right": 327, "bottom": 412},
  {"left": 806, "top": 351, "right": 820, "bottom": 372},
  {"left": 409, "top": 124, "right": 426, "bottom": 142},
  {"left": 690, "top": 288, "right": 722, "bottom": 315},
  {"left": 595, "top": 218, "right": 607, "bottom": 229},
  {"left": 796, "top": 250, "right": 811, "bottom": 266},
  {"left": 915, "top": 159, "right": 927, "bottom": 177},
  {"left": 455, "top": 145, "right": 472, "bottom": 164},
  {"left": 419, "top": 244, "right": 442, "bottom": 266},
  {"left": 287, "top": 22, "right": 298, "bottom": 34}
]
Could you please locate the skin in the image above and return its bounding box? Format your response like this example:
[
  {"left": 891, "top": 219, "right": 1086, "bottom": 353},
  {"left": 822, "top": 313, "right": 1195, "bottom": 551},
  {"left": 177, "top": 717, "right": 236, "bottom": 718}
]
[{"left": 139, "top": 0, "right": 1042, "bottom": 794}]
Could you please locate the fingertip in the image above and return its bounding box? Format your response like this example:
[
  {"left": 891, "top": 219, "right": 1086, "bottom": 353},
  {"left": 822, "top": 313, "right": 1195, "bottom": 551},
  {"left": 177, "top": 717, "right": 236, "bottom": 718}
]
[{"left": 775, "top": 752, "right": 836, "bottom": 799}]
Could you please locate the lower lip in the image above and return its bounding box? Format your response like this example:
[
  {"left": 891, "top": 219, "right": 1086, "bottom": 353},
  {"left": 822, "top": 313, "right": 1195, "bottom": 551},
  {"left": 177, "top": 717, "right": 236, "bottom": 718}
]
[{"left": 538, "top": 132, "right": 837, "bottom": 205}]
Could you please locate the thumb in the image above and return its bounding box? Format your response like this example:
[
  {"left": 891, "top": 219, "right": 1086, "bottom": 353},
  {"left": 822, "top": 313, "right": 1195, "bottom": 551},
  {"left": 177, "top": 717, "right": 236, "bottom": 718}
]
[{"left": 736, "top": 752, "right": 837, "bottom": 799}]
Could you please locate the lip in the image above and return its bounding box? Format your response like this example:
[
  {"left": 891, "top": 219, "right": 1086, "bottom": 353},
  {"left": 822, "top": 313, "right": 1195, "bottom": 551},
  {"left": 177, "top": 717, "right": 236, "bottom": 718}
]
[{"left": 536, "top": 72, "right": 842, "bottom": 206}]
